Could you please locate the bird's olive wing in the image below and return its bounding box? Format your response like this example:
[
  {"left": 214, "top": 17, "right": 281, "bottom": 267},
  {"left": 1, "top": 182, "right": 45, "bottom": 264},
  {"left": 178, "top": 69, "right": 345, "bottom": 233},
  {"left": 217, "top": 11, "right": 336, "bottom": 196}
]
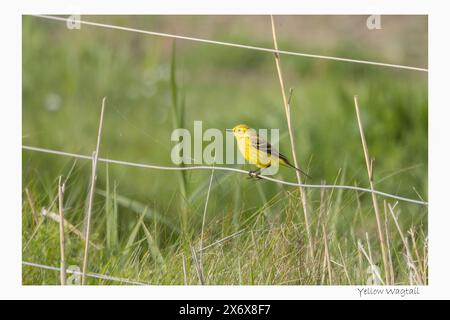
[
  {"left": 251, "top": 134, "right": 276, "bottom": 155},
  {"left": 251, "top": 133, "right": 291, "bottom": 164}
]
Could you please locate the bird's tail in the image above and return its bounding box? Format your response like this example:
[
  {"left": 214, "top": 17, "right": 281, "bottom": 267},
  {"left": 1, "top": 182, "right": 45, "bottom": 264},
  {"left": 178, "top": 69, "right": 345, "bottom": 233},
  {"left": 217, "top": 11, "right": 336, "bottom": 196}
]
[{"left": 282, "top": 160, "right": 312, "bottom": 179}]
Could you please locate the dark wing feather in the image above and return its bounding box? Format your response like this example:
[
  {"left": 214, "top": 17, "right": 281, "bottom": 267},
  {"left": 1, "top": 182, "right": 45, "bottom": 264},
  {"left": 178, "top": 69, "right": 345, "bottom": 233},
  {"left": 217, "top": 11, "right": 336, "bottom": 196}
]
[
  {"left": 250, "top": 131, "right": 311, "bottom": 177},
  {"left": 250, "top": 133, "right": 281, "bottom": 158},
  {"left": 250, "top": 132, "right": 297, "bottom": 167}
]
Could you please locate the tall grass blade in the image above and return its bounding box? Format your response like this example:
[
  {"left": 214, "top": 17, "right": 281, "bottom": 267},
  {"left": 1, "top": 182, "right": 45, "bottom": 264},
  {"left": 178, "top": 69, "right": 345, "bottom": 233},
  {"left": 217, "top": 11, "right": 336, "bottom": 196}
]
[
  {"left": 124, "top": 208, "right": 147, "bottom": 255},
  {"left": 105, "top": 165, "right": 119, "bottom": 250},
  {"left": 170, "top": 42, "right": 189, "bottom": 235}
]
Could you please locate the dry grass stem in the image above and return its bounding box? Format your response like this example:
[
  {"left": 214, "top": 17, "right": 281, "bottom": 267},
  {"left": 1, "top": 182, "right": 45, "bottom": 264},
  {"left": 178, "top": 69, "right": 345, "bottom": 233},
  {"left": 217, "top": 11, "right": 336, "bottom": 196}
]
[
  {"left": 353, "top": 95, "right": 390, "bottom": 284},
  {"left": 190, "top": 245, "right": 205, "bottom": 285},
  {"left": 357, "top": 240, "right": 384, "bottom": 285},
  {"left": 423, "top": 237, "right": 428, "bottom": 283},
  {"left": 82, "top": 97, "right": 107, "bottom": 285},
  {"left": 337, "top": 243, "right": 351, "bottom": 284},
  {"left": 198, "top": 229, "right": 246, "bottom": 252},
  {"left": 387, "top": 203, "right": 423, "bottom": 285},
  {"left": 199, "top": 167, "right": 215, "bottom": 271},
  {"left": 182, "top": 253, "right": 188, "bottom": 285},
  {"left": 40, "top": 208, "right": 102, "bottom": 250},
  {"left": 58, "top": 176, "right": 66, "bottom": 285},
  {"left": 322, "top": 222, "right": 332, "bottom": 285},
  {"left": 408, "top": 227, "right": 426, "bottom": 283},
  {"left": 270, "top": 15, "right": 314, "bottom": 260},
  {"left": 25, "top": 188, "right": 38, "bottom": 225},
  {"left": 383, "top": 200, "right": 395, "bottom": 284}
]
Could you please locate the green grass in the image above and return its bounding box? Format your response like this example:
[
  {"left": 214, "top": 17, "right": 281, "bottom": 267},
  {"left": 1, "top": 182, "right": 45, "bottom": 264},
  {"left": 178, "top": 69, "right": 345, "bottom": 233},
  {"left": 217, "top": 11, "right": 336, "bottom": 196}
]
[{"left": 22, "top": 15, "right": 427, "bottom": 285}]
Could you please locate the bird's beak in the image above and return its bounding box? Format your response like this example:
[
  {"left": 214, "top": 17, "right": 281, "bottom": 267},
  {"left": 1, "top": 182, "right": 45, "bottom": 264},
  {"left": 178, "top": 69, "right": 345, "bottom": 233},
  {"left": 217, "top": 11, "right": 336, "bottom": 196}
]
[{"left": 225, "top": 129, "right": 232, "bottom": 132}]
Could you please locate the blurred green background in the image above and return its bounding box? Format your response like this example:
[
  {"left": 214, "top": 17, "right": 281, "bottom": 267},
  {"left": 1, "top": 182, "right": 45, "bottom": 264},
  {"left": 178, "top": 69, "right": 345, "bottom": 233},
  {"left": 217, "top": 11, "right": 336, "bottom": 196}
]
[{"left": 22, "top": 15, "right": 428, "bottom": 284}]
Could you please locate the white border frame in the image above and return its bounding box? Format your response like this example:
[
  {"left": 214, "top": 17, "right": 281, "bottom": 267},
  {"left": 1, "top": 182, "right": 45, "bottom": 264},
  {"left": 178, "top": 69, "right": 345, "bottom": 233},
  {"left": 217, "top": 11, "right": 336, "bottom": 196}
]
[{"left": 1, "top": 0, "right": 447, "bottom": 300}]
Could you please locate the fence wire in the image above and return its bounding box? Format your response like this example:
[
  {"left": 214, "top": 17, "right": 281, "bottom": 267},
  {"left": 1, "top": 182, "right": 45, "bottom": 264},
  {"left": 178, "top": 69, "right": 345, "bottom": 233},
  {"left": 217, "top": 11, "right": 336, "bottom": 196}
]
[
  {"left": 32, "top": 15, "right": 428, "bottom": 72},
  {"left": 22, "top": 261, "right": 148, "bottom": 285},
  {"left": 22, "top": 145, "right": 428, "bottom": 206}
]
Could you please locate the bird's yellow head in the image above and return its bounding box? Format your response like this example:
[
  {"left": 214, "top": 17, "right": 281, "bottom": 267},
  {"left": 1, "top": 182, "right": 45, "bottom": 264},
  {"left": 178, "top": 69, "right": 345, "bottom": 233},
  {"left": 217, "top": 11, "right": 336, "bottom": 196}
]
[{"left": 227, "top": 124, "right": 250, "bottom": 138}]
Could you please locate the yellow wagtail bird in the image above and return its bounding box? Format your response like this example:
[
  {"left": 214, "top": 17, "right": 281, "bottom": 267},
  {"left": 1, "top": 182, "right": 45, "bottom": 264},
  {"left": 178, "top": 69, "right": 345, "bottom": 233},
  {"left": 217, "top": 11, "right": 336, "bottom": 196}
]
[{"left": 226, "top": 124, "right": 311, "bottom": 178}]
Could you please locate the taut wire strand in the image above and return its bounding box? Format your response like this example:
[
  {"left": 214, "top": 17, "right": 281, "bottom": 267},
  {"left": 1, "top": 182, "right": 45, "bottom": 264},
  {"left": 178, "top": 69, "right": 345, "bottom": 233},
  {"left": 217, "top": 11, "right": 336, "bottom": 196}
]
[
  {"left": 22, "top": 261, "right": 147, "bottom": 285},
  {"left": 32, "top": 15, "right": 428, "bottom": 72},
  {"left": 22, "top": 145, "right": 428, "bottom": 206}
]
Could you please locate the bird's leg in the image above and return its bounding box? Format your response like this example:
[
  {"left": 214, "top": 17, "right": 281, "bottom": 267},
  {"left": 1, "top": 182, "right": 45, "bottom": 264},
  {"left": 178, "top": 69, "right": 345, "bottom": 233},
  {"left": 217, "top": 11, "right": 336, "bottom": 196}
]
[
  {"left": 256, "top": 165, "right": 271, "bottom": 180},
  {"left": 248, "top": 168, "right": 262, "bottom": 179}
]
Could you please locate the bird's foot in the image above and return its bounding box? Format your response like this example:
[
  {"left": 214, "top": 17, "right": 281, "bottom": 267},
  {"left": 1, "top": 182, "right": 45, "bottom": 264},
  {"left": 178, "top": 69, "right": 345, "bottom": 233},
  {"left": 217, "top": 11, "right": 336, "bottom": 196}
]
[{"left": 248, "top": 170, "right": 262, "bottom": 180}]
